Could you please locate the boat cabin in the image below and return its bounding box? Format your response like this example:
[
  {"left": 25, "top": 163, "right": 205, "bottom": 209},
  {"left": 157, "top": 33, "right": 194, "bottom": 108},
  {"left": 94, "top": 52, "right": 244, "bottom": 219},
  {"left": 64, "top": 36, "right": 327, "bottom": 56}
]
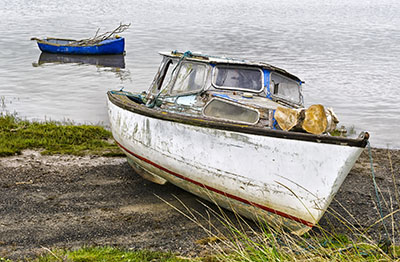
[{"left": 144, "top": 51, "right": 304, "bottom": 128}]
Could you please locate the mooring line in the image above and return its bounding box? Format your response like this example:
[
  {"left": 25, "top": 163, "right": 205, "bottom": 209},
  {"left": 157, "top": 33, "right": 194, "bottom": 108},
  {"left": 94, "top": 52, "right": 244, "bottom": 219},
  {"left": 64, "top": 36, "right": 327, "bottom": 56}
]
[{"left": 367, "top": 141, "right": 390, "bottom": 240}]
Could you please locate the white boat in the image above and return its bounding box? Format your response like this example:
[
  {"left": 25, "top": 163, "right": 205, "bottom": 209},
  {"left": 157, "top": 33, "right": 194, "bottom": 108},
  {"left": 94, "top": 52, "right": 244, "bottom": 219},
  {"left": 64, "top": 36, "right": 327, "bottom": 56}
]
[{"left": 107, "top": 51, "right": 369, "bottom": 235}]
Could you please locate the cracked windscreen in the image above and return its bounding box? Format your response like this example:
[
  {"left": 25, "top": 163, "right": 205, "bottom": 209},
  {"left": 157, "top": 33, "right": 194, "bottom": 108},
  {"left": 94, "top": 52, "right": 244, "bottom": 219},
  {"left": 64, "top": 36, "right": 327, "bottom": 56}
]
[
  {"left": 171, "top": 62, "right": 207, "bottom": 94},
  {"left": 270, "top": 72, "right": 302, "bottom": 105}
]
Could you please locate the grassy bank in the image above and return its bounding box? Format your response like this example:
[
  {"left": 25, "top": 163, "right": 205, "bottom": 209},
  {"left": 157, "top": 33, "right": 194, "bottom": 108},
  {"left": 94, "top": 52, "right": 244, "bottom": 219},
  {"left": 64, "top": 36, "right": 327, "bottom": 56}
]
[
  {"left": 207, "top": 227, "right": 400, "bottom": 261},
  {"left": 0, "top": 115, "right": 124, "bottom": 157},
  {"left": 170, "top": 204, "right": 400, "bottom": 262},
  {"left": 1, "top": 235, "right": 398, "bottom": 261},
  {"left": 1, "top": 247, "right": 191, "bottom": 262}
]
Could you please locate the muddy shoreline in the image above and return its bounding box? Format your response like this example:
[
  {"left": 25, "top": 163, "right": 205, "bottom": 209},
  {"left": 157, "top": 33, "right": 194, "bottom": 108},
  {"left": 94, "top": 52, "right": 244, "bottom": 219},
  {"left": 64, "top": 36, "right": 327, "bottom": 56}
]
[{"left": 0, "top": 148, "right": 399, "bottom": 260}]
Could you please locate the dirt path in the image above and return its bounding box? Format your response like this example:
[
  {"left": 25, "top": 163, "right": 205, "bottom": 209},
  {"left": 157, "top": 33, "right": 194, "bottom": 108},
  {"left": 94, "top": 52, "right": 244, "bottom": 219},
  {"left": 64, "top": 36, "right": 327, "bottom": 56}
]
[{"left": 0, "top": 148, "right": 399, "bottom": 260}]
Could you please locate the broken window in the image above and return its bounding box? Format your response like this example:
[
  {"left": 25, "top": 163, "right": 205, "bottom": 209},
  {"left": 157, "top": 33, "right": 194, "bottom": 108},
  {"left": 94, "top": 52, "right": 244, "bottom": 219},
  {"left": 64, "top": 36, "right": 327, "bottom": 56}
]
[
  {"left": 159, "top": 59, "right": 177, "bottom": 92},
  {"left": 270, "top": 73, "right": 302, "bottom": 105},
  {"left": 212, "top": 66, "right": 263, "bottom": 92},
  {"left": 149, "top": 57, "right": 177, "bottom": 95}
]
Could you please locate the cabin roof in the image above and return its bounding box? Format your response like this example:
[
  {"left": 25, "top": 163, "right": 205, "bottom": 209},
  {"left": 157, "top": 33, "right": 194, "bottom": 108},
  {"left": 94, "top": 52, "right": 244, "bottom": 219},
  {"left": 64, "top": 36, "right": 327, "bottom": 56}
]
[{"left": 159, "top": 51, "right": 303, "bottom": 83}]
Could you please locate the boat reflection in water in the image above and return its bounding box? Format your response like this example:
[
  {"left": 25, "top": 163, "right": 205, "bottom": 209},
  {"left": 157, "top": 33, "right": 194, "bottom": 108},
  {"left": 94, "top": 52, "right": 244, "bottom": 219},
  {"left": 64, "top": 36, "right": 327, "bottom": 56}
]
[{"left": 34, "top": 52, "right": 125, "bottom": 68}]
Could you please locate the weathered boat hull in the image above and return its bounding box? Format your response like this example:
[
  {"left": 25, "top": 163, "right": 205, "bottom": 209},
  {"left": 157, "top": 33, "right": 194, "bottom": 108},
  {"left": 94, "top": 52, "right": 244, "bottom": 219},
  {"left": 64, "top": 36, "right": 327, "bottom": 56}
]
[
  {"left": 35, "top": 37, "right": 125, "bottom": 55},
  {"left": 107, "top": 93, "right": 367, "bottom": 235}
]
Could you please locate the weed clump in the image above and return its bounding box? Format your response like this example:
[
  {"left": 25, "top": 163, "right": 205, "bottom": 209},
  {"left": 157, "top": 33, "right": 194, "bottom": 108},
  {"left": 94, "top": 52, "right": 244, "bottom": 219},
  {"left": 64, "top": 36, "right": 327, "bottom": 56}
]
[{"left": 0, "top": 114, "right": 124, "bottom": 157}]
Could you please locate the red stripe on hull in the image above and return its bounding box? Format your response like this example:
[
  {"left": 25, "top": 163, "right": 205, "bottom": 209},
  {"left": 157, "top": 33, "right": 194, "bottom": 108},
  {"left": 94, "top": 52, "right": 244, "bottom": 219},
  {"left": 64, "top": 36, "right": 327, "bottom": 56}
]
[{"left": 116, "top": 141, "right": 314, "bottom": 228}]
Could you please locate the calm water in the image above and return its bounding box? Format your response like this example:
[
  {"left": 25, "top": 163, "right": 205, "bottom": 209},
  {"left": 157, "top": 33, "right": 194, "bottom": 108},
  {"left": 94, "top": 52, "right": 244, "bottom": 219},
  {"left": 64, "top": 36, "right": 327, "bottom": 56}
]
[{"left": 1, "top": 0, "right": 399, "bottom": 148}]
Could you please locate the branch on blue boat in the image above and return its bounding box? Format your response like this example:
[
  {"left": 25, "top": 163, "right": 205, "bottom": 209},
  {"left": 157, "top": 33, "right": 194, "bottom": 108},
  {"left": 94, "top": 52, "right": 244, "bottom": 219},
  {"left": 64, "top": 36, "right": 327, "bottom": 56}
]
[
  {"left": 30, "top": 23, "right": 131, "bottom": 46},
  {"left": 75, "top": 23, "right": 131, "bottom": 46}
]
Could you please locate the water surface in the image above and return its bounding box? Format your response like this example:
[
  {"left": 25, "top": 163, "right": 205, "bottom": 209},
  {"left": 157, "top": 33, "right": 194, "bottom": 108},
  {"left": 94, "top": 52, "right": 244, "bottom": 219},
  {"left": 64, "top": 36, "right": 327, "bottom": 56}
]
[{"left": 1, "top": 0, "right": 399, "bottom": 148}]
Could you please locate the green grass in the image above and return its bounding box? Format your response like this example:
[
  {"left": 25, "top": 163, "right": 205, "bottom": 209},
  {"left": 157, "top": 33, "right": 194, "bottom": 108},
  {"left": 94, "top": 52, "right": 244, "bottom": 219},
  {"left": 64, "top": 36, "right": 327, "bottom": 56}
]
[
  {"left": 11, "top": 247, "right": 192, "bottom": 262},
  {"left": 159, "top": 193, "right": 400, "bottom": 262},
  {"left": 0, "top": 114, "right": 124, "bottom": 157},
  {"left": 2, "top": 240, "right": 398, "bottom": 262},
  {"left": 195, "top": 221, "right": 399, "bottom": 262}
]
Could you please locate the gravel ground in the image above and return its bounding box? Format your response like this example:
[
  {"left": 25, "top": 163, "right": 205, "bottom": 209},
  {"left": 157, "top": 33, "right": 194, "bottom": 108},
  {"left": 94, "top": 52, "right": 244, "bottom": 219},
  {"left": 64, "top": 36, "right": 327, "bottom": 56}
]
[{"left": 0, "top": 148, "right": 399, "bottom": 260}]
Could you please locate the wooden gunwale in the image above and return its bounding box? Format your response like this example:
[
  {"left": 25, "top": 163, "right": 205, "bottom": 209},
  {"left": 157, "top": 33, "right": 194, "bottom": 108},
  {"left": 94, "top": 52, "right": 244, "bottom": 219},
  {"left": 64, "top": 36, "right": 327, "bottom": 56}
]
[
  {"left": 107, "top": 91, "right": 369, "bottom": 148},
  {"left": 36, "top": 38, "right": 115, "bottom": 47}
]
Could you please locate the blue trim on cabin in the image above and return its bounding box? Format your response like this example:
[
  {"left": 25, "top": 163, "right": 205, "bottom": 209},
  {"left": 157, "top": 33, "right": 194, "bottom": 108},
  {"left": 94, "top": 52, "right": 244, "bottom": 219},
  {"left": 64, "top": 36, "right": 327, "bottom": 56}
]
[
  {"left": 263, "top": 69, "right": 272, "bottom": 99},
  {"left": 298, "top": 80, "right": 304, "bottom": 105},
  {"left": 272, "top": 109, "right": 277, "bottom": 130},
  {"left": 212, "top": 93, "right": 238, "bottom": 102},
  {"left": 37, "top": 37, "right": 125, "bottom": 55},
  {"left": 263, "top": 70, "right": 277, "bottom": 128}
]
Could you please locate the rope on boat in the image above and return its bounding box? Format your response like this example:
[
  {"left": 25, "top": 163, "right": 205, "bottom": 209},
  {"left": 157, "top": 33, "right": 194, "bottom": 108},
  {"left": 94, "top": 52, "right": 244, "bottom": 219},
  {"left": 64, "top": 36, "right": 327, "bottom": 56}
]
[
  {"left": 75, "top": 23, "right": 130, "bottom": 46},
  {"left": 367, "top": 141, "right": 390, "bottom": 242},
  {"left": 169, "top": 50, "right": 192, "bottom": 80},
  {"left": 109, "top": 90, "right": 145, "bottom": 104},
  {"left": 171, "top": 50, "right": 247, "bottom": 63}
]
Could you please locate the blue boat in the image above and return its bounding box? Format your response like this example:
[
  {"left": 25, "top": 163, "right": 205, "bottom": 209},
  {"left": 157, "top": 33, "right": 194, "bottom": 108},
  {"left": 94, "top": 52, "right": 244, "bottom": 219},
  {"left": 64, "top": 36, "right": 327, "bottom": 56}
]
[{"left": 32, "top": 37, "right": 125, "bottom": 55}]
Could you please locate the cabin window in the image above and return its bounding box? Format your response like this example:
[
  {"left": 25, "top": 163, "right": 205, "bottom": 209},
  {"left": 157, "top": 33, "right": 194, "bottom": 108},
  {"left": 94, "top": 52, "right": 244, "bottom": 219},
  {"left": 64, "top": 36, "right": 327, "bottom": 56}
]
[
  {"left": 170, "top": 62, "right": 207, "bottom": 95},
  {"left": 212, "top": 66, "right": 263, "bottom": 92},
  {"left": 203, "top": 98, "right": 260, "bottom": 125},
  {"left": 270, "top": 73, "right": 302, "bottom": 104}
]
